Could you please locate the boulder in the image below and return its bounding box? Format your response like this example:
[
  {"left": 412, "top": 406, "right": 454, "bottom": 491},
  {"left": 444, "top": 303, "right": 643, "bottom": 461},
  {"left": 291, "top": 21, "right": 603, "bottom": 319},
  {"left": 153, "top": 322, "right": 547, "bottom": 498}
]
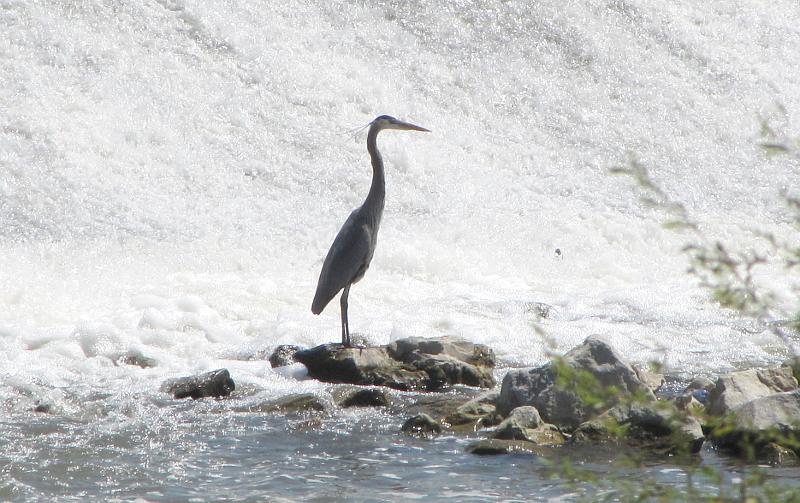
[
  {"left": 161, "top": 369, "right": 235, "bottom": 399},
  {"left": 572, "top": 401, "right": 705, "bottom": 454},
  {"left": 339, "top": 388, "right": 391, "bottom": 408},
  {"left": 402, "top": 413, "right": 442, "bottom": 438},
  {"left": 269, "top": 345, "right": 303, "bottom": 368},
  {"left": 684, "top": 376, "right": 715, "bottom": 404},
  {"left": 489, "top": 406, "right": 566, "bottom": 445},
  {"left": 497, "top": 337, "right": 655, "bottom": 430},
  {"left": 445, "top": 392, "right": 502, "bottom": 431},
  {"left": 707, "top": 367, "right": 798, "bottom": 416},
  {"left": 294, "top": 336, "right": 495, "bottom": 391},
  {"left": 711, "top": 389, "right": 800, "bottom": 458}
]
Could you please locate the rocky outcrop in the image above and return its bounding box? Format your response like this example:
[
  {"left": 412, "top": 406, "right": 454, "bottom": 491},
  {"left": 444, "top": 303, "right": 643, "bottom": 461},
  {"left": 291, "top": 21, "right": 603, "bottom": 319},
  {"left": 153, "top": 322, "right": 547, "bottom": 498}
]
[
  {"left": 497, "top": 337, "right": 655, "bottom": 430},
  {"left": 161, "top": 369, "right": 235, "bottom": 399},
  {"left": 294, "top": 336, "right": 495, "bottom": 391},
  {"left": 707, "top": 367, "right": 798, "bottom": 416}
]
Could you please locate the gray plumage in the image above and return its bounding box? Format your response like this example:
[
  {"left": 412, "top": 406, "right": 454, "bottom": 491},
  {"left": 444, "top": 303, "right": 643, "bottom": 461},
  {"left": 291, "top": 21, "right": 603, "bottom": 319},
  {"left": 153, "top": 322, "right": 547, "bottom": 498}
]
[{"left": 312, "top": 115, "right": 429, "bottom": 347}]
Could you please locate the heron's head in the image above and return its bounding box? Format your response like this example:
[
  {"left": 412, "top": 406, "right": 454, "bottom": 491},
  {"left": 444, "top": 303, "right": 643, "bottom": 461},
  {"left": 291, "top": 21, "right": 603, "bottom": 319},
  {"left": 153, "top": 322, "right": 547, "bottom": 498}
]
[{"left": 371, "top": 115, "right": 430, "bottom": 133}]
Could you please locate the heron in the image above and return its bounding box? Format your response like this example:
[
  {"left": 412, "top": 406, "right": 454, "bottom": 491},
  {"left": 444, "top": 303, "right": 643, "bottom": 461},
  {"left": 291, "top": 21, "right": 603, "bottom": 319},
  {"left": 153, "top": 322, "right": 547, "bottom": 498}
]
[{"left": 311, "top": 115, "right": 430, "bottom": 347}]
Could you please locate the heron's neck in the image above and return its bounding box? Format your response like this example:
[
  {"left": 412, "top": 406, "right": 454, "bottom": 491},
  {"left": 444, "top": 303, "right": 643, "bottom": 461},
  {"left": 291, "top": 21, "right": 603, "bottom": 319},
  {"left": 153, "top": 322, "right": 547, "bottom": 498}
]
[{"left": 364, "top": 127, "right": 385, "bottom": 217}]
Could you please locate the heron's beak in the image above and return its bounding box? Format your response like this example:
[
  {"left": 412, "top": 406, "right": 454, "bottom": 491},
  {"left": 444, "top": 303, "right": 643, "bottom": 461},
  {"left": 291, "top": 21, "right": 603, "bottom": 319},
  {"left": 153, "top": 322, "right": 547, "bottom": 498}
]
[{"left": 390, "top": 119, "right": 430, "bottom": 132}]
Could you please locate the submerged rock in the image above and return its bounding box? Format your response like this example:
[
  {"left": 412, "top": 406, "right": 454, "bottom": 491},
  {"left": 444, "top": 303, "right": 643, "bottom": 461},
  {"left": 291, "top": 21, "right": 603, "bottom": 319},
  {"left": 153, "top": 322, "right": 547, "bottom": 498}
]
[
  {"left": 402, "top": 413, "right": 442, "bottom": 438},
  {"left": 465, "top": 439, "right": 545, "bottom": 456},
  {"left": 269, "top": 345, "right": 303, "bottom": 368},
  {"left": 339, "top": 388, "right": 391, "bottom": 408},
  {"left": 497, "top": 336, "right": 654, "bottom": 430},
  {"left": 236, "top": 393, "right": 330, "bottom": 415},
  {"left": 160, "top": 369, "right": 235, "bottom": 399},
  {"left": 707, "top": 367, "right": 798, "bottom": 416},
  {"left": 113, "top": 351, "right": 157, "bottom": 369},
  {"left": 294, "top": 336, "right": 495, "bottom": 391}
]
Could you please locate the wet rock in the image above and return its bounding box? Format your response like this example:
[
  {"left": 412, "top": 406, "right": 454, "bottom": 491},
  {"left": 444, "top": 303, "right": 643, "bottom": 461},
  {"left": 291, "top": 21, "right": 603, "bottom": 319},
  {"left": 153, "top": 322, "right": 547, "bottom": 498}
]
[
  {"left": 269, "top": 345, "right": 303, "bottom": 368},
  {"left": 465, "top": 439, "right": 544, "bottom": 456},
  {"left": 113, "top": 351, "right": 157, "bottom": 368},
  {"left": 497, "top": 337, "right": 655, "bottom": 430},
  {"left": 573, "top": 401, "right": 705, "bottom": 454},
  {"left": 33, "top": 402, "right": 52, "bottom": 414},
  {"left": 489, "top": 406, "right": 566, "bottom": 445},
  {"left": 294, "top": 344, "right": 429, "bottom": 391},
  {"left": 339, "top": 388, "right": 390, "bottom": 408},
  {"left": 707, "top": 367, "right": 798, "bottom": 416},
  {"left": 295, "top": 336, "right": 495, "bottom": 391},
  {"left": 445, "top": 400, "right": 501, "bottom": 432},
  {"left": 161, "top": 369, "right": 235, "bottom": 399},
  {"left": 402, "top": 413, "right": 442, "bottom": 438},
  {"left": 763, "top": 442, "right": 800, "bottom": 466},
  {"left": 711, "top": 389, "right": 800, "bottom": 457},
  {"left": 246, "top": 393, "right": 329, "bottom": 414}
]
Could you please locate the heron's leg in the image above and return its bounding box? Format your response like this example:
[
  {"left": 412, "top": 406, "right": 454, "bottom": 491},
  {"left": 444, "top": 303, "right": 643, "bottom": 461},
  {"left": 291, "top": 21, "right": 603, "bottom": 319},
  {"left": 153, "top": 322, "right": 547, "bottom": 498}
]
[{"left": 340, "top": 284, "right": 351, "bottom": 347}]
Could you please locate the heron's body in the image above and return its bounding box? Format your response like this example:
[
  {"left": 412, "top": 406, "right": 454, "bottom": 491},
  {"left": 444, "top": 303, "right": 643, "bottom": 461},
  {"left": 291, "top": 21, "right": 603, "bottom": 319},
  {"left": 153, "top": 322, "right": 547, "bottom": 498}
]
[{"left": 312, "top": 115, "right": 428, "bottom": 346}]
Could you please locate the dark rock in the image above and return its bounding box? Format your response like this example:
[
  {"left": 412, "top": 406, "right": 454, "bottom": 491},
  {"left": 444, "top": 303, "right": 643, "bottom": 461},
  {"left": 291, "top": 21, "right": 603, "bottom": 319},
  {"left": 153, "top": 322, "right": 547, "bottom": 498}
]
[
  {"left": 763, "top": 442, "right": 800, "bottom": 466},
  {"left": 269, "top": 345, "right": 303, "bottom": 368},
  {"left": 160, "top": 369, "right": 235, "bottom": 399},
  {"left": 497, "top": 336, "right": 655, "bottom": 430},
  {"left": 294, "top": 344, "right": 429, "bottom": 391},
  {"left": 707, "top": 367, "right": 798, "bottom": 416},
  {"left": 340, "top": 388, "right": 390, "bottom": 408},
  {"left": 113, "top": 351, "right": 157, "bottom": 368},
  {"left": 465, "top": 438, "right": 545, "bottom": 456},
  {"left": 402, "top": 413, "right": 442, "bottom": 438},
  {"left": 445, "top": 400, "right": 501, "bottom": 432},
  {"left": 33, "top": 402, "right": 51, "bottom": 414},
  {"left": 294, "top": 336, "right": 495, "bottom": 391}
]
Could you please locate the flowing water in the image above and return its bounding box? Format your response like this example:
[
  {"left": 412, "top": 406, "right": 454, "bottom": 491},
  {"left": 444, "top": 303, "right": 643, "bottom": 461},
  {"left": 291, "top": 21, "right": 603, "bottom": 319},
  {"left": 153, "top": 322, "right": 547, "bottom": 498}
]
[{"left": 2, "top": 0, "right": 800, "bottom": 500}]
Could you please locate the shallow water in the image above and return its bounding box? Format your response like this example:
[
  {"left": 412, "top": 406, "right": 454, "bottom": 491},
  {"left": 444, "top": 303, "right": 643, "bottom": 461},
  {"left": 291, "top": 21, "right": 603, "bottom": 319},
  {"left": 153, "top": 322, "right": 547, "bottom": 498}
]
[{"left": 2, "top": 0, "right": 800, "bottom": 499}]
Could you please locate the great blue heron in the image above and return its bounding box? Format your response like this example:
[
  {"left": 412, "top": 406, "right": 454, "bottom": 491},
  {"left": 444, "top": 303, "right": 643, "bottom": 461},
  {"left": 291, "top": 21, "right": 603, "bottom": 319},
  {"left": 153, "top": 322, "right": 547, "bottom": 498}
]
[{"left": 311, "top": 115, "right": 430, "bottom": 347}]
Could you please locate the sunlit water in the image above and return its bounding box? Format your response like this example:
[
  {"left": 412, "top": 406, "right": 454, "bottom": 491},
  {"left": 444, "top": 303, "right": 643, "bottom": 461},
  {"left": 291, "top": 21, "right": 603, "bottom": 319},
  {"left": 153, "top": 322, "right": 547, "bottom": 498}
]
[{"left": 2, "top": 0, "right": 800, "bottom": 500}]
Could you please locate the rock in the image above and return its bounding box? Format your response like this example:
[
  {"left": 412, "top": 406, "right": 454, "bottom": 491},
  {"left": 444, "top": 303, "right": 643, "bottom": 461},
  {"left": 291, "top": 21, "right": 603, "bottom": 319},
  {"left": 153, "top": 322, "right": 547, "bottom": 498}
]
[
  {"left": 489, "top": 406, "right": 566, "bottom": 445},
  {"left": 763, "top": 442, "right": 800, "bottom": 466},
  {"left": 445, "top": 401, "right": 501, "bottom": 432},
  {"left": 465, "top": 439, "right": 545, "bottom": 455},
  {"left": 294, "top": 336, "right": 495, "bottom": 391},
  {"left": 497, "top": 337, "right": 655, "bottom": 430},
  {"left": 783, "top": 357, "right": 800, "bottom": 382},
  {"left": 240, "top": 393, "right": 329, "bottom": 414},
  {"left": 402, "top": 413, "right": 442, "bottom": 438},
  {"left": 684, "top": 377, "right": 715, "bottom": 404},
  {"left": 339, "top": 388, "right": 390, "bottom": 408},
  {"left": 573, "top": 401, "right": 705, "bottom": 454},
  {"left": 294, "top": 344, "right": 429, "bottom": 391},
  {"left": 707, "top": 367, "right": 798, "bottom": 416},
  {"left": 160, "top": 369, "right": 235, "bottom": 399},
  {"left": 269, "top": 345, "right": 303, "bottom": 368},
  {"left": 711, "top": 389, "right": 800, "bottom": 457},
  {"left": 33, "top": 402, "right": 51, "bottom": 414},
  {"left": 671, "top": 394, "right": 705, "bottom": 417},
  {"left": 113, "top": 351, "right": 157, "bottom": 368},
  {"left": 634, "top": 365, "right": 664, "bottom": 394}
]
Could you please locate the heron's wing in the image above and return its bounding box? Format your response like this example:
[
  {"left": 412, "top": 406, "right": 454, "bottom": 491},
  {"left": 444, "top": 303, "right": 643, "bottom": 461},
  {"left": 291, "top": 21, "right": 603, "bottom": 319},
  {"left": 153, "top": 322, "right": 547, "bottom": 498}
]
[{"left": 311, "top": 210, "right": 371, "bottom": 314}]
